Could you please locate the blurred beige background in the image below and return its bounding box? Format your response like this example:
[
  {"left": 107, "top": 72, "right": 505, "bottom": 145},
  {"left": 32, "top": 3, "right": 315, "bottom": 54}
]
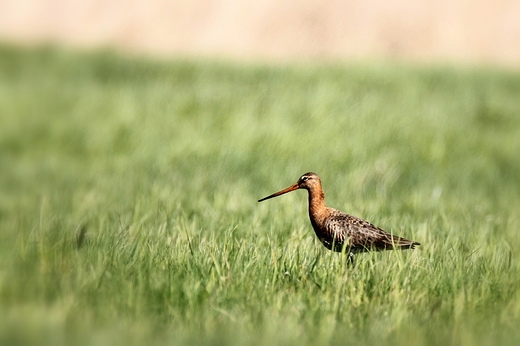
[{"left": 1, "top": 0, "right": 519, "bottom": 66}]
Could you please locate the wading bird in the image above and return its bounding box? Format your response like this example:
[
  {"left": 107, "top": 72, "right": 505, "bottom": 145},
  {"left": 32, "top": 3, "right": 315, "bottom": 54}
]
[{"left": 258, "top": 172, "right": 420, "bottom": 264}]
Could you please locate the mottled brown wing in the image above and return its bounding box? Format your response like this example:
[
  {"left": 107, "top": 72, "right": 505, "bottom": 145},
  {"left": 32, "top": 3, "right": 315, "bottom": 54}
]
[{"left": 324, "top": 210, "right": 420, "bottom": 253}]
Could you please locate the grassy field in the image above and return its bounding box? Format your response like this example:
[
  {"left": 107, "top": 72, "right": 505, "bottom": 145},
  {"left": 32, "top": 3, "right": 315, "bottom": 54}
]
[{"left": 1, "top": 45, "right": 520, "bottom": 346}]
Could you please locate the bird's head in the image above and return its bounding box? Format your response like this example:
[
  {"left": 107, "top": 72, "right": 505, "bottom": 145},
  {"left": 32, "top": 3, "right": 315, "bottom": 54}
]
[
  {"left": 296, "top": 172, "right": 321, "bottom": 190},
  {"left": 258, "top": 172, "right": 321, "bottom": 202}
]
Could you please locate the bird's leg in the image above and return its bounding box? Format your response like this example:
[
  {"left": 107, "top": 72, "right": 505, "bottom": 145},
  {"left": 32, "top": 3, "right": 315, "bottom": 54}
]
[{"left": 348, "top": 252, "right": 356, "bottom": 266}]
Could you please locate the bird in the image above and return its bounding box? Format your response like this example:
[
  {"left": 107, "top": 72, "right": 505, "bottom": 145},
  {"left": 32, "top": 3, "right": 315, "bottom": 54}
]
[{"left": 258, "top": 172, "right": 420, "bottom": 264}]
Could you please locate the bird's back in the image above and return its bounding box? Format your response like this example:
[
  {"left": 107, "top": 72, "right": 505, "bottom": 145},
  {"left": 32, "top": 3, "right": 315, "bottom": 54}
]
[{"left": 315, "top": 208, "right": 420, "bottom": 253}]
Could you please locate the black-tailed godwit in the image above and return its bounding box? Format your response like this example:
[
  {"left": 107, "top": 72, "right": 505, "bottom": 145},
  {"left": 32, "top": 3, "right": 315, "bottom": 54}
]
[{"left": 258, "top": 172, "right": 420, "bottom": 263}]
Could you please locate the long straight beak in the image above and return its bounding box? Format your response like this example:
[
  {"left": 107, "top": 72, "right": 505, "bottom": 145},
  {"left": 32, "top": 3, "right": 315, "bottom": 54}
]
[{"left": 258, "top": 183, "right": 299, "bottom": 202}]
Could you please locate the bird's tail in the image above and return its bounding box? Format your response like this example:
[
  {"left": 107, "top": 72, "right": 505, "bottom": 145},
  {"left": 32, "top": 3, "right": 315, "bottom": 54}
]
[{"left": 389, "top": 235, "right": 420, "bottom": 250}]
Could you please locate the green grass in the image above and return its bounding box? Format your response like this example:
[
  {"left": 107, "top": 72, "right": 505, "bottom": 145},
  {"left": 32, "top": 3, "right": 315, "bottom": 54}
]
[{"left": 1, "top": 45, "right": 520, "bottom": 346}]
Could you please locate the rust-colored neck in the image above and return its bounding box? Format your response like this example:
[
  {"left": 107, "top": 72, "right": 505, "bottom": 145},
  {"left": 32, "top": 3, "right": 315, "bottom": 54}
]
[{"left": 307, "top": 183, "right": 328, "bottom": 228}]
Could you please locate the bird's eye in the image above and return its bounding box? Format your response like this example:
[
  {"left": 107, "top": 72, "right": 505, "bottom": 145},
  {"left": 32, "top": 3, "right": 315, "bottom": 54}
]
[{"left": 301, "top": 176, "right": 308, "bottom": 181}]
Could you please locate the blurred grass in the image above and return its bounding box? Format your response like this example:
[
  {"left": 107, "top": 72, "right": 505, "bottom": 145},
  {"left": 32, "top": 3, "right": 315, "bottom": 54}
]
[{"left": 1, "top": 45, "right": 520, "bottom": 346}]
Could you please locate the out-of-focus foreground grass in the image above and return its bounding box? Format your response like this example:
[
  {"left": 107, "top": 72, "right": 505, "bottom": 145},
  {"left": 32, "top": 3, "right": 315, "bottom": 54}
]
[{"left": 1, "top": 45, "right": 520, "bottom": 346}]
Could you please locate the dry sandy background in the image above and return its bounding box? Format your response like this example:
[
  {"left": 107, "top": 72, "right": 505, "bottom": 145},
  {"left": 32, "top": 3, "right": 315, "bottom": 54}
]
[{"left": 1, "top": 0, "right": 520, "bottom": 66}]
